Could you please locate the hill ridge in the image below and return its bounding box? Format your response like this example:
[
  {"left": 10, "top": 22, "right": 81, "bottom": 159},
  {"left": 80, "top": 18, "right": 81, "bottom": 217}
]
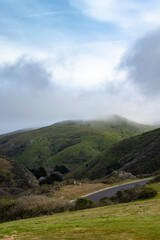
[
  {"left": 0, "top": 116, "right": 155, "bottom": 175},
  {"left": 68, "top": 127, "right": 160, "bottom": 179}
]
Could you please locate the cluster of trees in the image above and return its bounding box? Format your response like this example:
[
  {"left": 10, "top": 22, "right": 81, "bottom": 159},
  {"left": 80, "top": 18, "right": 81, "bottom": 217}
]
[
  {"left": 30, "top": 165, "right": 70, "bottom": 185},
  {"left": 54, "top": 165, "right": 70, "bottom": 174}
]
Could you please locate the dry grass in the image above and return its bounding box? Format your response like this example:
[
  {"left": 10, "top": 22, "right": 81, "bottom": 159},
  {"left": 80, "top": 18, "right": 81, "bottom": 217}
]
[{"left": 52, "top": 183, "right": 106, "bottom": 200}]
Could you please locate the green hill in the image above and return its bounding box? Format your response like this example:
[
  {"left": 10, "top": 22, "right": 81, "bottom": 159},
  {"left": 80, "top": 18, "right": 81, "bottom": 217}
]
[
  {"left": 0, "top": 116, "right": 154, "bottom": 172},
  {"left": 71, "top": 127, "right": 160, "bottom": 180}
]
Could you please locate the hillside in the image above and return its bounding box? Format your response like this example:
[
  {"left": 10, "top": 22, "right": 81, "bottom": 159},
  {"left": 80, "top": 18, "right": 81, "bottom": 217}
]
[
  {"left": 0, "top": 116, "right": 154, "bottom": 172},
  {"left": 0, "top": 153, "right": 38, "bottom": 196},
  {"left": 70, "top": 128, "right": 160, "bottom": 180}
]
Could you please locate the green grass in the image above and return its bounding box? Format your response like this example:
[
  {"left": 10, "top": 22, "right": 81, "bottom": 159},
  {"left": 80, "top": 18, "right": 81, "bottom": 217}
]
[{"left": 0, "top": 182, "right": 160, "bottom": 240}]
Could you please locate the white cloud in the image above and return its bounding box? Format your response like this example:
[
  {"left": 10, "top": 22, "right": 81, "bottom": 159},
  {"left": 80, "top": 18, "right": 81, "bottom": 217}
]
[
  {"left": 49, "top": 41, "right": 126, "bottom": 88},
  {"left": 69, "top": 0, "right": 160, "bottom": 33},
  {"left": 0, "top": 39, "right": 47, "bottom": 64},
  {"left": 0, "top": 38, "right": 126, "bottom": 89}
]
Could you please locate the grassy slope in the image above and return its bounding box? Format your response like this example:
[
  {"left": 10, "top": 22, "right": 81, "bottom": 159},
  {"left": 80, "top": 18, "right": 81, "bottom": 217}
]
[
  {"left": 70, "top": 127, "right": 160, "bottom": 180},
  {"left": 0, "top": 181, "right": 160, "bottom": 240},
  {"left": 0, "top": 116, "right": 154, "bottom": 171}
]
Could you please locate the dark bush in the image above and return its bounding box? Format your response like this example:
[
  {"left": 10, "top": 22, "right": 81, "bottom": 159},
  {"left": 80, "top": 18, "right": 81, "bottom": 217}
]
[
  {"left": 110, "top": 185, "right": 157, "bottom": 203},
  {"left": 30, "top": 167, "right": 47, "bottom": 179},
  {"left": 149, "top": 176, "right": 160, "bottom": 184},
  {"left": 138, "top": 187, "right": 157, "bottom": 200},
  {"left": 0, "top": 198, "right": 16, "bottom": 219},
  {"left": 75, "top": 198, "right": 93, "bottom": 210},
  {"left": 99, "top": 197, "right": 114, "bottom": 206},
  {"left": 54, "top": 165, "right": 70, "bottom": 174},
  {"left": 40, "top": 173, "right": 62, "bottom": 185}
]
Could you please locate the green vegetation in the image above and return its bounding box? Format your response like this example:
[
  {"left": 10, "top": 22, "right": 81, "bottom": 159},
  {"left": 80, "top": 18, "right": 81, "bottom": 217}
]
[
  {"left": 40, "top": 173, "right": 62, "bottom": 185},
  {"left": 71, "top": 127, "right": 160, "bottom": 179},
  {"left": 149, "top": 175, "right": 160, "bottom": 184},
  {"left": 0, "top": 181, "right": 160, "bottom": 240},
  {"left": 75, "top": 198, "right": 93, "bottom": 210},
  {"left": 109, "top": 185, "right": 157, "bottom": 203},
  {"left": 0, "top": 179, "right": 157, "bottom": 224},
  {"left": 0, "top": 116, "right": 154, "bottom": 173},
  {"left": 30, "top": 166, "right": 47, "bottom": 179},
  {"left": 0, "top": 116, "right": 159, "bottom": 239},
  {"left": 54, "top": 165, "right": 70, "bottom": 174}
]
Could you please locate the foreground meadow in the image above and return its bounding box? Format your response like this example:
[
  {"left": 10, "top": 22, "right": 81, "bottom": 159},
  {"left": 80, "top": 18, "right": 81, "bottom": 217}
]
[{"left": 0, "top": 182, "right": 160, "bottom": 240}]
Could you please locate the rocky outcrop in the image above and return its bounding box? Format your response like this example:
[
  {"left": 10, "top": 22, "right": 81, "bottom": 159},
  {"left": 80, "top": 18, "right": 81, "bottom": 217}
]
[{"left": 108, "top": 171, "right": 136, "bottom": 180}]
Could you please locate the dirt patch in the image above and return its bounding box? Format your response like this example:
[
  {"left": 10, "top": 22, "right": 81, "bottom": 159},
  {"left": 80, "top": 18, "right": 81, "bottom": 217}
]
[{"left": 3, "top": 235, "right": 17, "bottom": 240}]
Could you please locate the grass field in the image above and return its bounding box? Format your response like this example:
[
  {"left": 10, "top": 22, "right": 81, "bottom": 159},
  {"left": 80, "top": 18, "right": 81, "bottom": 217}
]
[{"left": 0, "top": 182, "right": 159, "bottom": 240}]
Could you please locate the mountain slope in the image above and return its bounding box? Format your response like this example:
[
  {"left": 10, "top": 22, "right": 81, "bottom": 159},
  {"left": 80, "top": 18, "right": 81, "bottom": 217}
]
[
  {"left": 0, "top": 153, "right": 38, "bottom": 196},
  {"left": 0, "top": 116, "right": 154, "bottom": 171},
  {"left": 70, "top": 127, "right": 160, "bottom": 179}
]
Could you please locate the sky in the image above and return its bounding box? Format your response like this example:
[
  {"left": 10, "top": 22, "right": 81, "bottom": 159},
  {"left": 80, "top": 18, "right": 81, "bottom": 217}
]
[{"left": 1, "top": 0, "right": 160, "bottom": 133}]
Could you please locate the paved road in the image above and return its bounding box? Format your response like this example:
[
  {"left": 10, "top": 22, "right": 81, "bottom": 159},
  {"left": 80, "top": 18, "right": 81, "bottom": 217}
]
[{"left": 82, "top": 178, "right": 152, "bottom": 202}]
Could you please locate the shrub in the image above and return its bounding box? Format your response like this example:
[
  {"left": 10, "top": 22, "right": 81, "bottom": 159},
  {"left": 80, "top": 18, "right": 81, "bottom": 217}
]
[
  {"left": 40, "top": 173, "right": 62, "bottom": 185},
  {"left": 0, "top": 195, "right": 74, "bottom": 223},
  {"left": 149, "top": 176, "right": 160, "bottom": 184},
  {"left": 54, "top": 165, "right": 70, "bottom": 174},
  {"left": 75, "top": 198, "right": 93, "bottom": 210},
  {"left": 30, "top": 167, "right": 47, "bottom": 179},
  {"left": 110, "top": 185, "right": 157, "bottom": 203},
  {"left": 0, "top": 198, "right": 16, "bottom": 219},
  {"left": 100, "top": 197, "right": 114, "bottom": 206},
  {"left": 138, "top": 187, "right": 157, "bottom": 200}
]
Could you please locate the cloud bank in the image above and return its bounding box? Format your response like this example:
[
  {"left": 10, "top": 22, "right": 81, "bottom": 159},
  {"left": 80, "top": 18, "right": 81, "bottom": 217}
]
[
  {"left": 121, "top": 28, "right": 160, "bottom": 96},
  {"left": 0, "top": 57, "right": 51, "bottom": 90},
  {"left": 0, "top": 46, "right": 160, "bottom": 134}
]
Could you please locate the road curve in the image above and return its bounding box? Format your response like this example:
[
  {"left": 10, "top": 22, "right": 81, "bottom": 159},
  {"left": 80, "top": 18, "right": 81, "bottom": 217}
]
[{"left": 82, "top": 178, "right": 152, "bottom": 202}]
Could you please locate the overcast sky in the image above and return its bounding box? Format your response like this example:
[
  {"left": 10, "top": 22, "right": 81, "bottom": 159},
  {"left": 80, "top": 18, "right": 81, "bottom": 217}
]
[{"left": 1, "top": 0, "right": 160, "bottom": 134}]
